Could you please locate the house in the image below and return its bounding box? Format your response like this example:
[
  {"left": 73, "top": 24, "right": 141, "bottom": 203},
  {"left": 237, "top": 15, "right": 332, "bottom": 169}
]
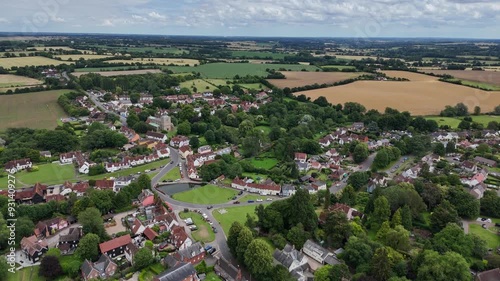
[
  {"left": 171, "top": 226, "right": 193, "bottom": 250},
  {"left": 325, "top": 149, "right": 339, "bottom": 158},
  {"left": 311, "top": 181, "right": 327, "bottom": 191},
  {"left": 302, "top": 239, "right": 341, "bottom": 267},
  {"left": 171, "top": 242, "right": 205, "bottom": 264},
  {"left": 318, "top": 137, "right": 331, "bottom": 148},
  {"left": 5, "top": 158, "right": 32, "bottom": 173},
  {"left": 351, "top": 122, "right": 365, "bottom": 131},
  {"left": 476, "top": 268, "right": 500, "bottom": 281},
  {"left": 231, "top": 177, "right": 281, "bottom": 196},
  {"left": 99, "top": 234, "right": 132, "bottom": 258},
  {"left": 131, "top": 218, "right": 146, "bottom": 236},
  {"left": 154, "top": 262, "right": 199, "bottom": 281},
  {"left": 214, "top": 257, "right": 245, "bottom": 281},
  {"left": 143, "top": 227, "right": 159, "bottom": 241},
  {"left": 197, "top": 145, "right": 212, "bottom": 154},
  {"left": 462, "top": 161, "right": 478, "bottom": 173},
  {"left": 470, "top": 183, "right": 487, "bottom": 200},
  {"left": 20, "top": 235, "right": 48, "bottom": 263},
  {"left": 170, "top": 135, "right": 190, "bottom": 148},
  {"left": 95, "top": 180, "right": 116, "bottom": 192},
  {"left": 146, "top": 131, "right": 168, "bottom": 142},
  {"left": 319, "top": 203, "right": 364, "bottom": 223},
  {"left": 81, "top": 254, "right": 118, "bottom": 281},
  {"left": 179, "top": 146, "right": 193, "bottom": 159},
  {"left": 474, "top": 156, "right": 497, "bottom": 167},
  {"left": 402, "top": 165, "right": 421, "bottom": 179},
  {"left": 39, "top": 151, "right": 52, "bottom": 158},
  {"left": 296, "top": 161, "right": 310, "bottom": 172},
  {"left": 115, "top": 176, "right": 133, "bottom": 187},
  {"left": 35, "top": 217, "right": 69, "bottom": 238},
  {"left": 139, "top": 189, "right": 155, "bottom": 207},
  {"left": 273, "top": 244, "right": 309, "bottom": 281},
  {"left": 294, "top": 153, "right": 307, "bottom": 163},
  {"left": 71, "top": 182, "right": 90, "bottom": 196},
  {"left": 58, "top": 227, "right": 82, "bottom": 254},
  {"left": 157, "top": 148, "right": 170, "bottom": 158},
  {"left": 281, "top": 184, "right": 296, "bottom": 197},
  {"left": 158, "top": 212, "right": 179, "bottom": 231}
]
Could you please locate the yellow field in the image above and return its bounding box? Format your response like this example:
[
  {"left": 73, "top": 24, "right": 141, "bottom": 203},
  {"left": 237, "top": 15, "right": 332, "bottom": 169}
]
[
  {"left": 298, "top": 71, "right": 500, "bottom": 115},
  {"left": 107, "top": 58, "right": 199, "bottom": 66},
  {"left": 55, "top": 54, "right": 113, "bottom": 60},
  {"left": 0, "top": 56, "right": 74, "bottom": 69},
  {"left": 0, "top": 74, "right": 43, "bottom": 92}
]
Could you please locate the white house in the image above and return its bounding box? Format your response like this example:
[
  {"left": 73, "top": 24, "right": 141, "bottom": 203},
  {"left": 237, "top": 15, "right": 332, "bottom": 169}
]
[{"left": 5, "top": 158, "right": 32, "bottom": 173}]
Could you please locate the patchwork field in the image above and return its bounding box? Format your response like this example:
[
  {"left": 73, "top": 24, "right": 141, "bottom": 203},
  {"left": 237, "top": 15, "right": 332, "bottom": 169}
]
[
  {"left": 107, "top": 58, "right": 199, "bottom": 66},
  {"left": 0, "top": 74, "right": 43, "bottom": 92},
  {"left": 268, "top": 71, "right": 363, "bottom": 88},
  {"left": 71, "top": 69, "right": 162, "bottom": 77},
  {"left": 163, "top": 63, "right": 320, "bottom": 79},
  {"left": 0, "top": 89, "right": 69, "bottom": 130},
  {"left": 55, "top": 54, "right": 113, "bottom": 60},
  {"left": 33, "top": 46, "right": 75, "bottom": 51},
  {"left": 419, "top": 69, "right": 500, "bottom": 86},
  {"left": 297, "top": 71, "right": 500, "bottom": 115},
  {"left": 0, "top": 56, "right": 74, "bottom": 69}
]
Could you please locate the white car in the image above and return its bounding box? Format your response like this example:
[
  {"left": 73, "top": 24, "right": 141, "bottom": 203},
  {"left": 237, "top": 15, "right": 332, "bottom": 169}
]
[
  {"left": 266, "top": 198, "right": 273, "bottom": 201},
  {"left": 256, "top": 199, "right": 263, "bottom": 202}
]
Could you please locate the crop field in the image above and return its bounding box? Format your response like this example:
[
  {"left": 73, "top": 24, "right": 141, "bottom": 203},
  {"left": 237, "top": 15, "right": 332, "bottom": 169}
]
[
  {"left": 180, "top": 79, "right": 218, "bottom": 91},
  {"left": 297, "top": 71, "right": 500, "bottom": 115},
  {"left": 444, "top": 78, "right": 500, "bottom": 91},
  {"left": 325, "top": 53, "right": 379, "bottom": 60},
  {"left": 84, "top": 45, "right": 186, "bottom": 55},
  {"left": 0, "top": 89, "right": 69, "bottom": 130},
  {"left": 321, "top": 65, "right": 356, "bottom": 70},
  {"left": 0, "top": 74, "right": 43, "bottom": 91},
  {"left": 163, "top": 63, "right": 320, "bottom": 79},
  {"left": 0, "top": 56, "right": 74, "bottom": 69},
  {"left": 268, "top": 71, "right": 363, "bottom": 88},
  {"left": 425, "top": 115, "right": 500, "bottom": 128},
  {"left": 73, "top": 65, "right": 157, "bottom": 72},
  {"left": 419, "top": 69, "right": 500, "bottom": 86},
  {"left": 72, "top": 69, "right": 162, "bottom": 77},
  {"left": 55, "top": 54, "right": 113, "bottom": 60},
  {"left": 107, "top": 58, "right": 199, "bottom": 66},
  {"left": 230, "top": 50, "right": 287, "bottom": 60}
]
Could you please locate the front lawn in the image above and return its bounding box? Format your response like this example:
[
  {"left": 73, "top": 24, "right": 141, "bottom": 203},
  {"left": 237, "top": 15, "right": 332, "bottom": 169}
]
[
  {"left": 240, "top": 194, "right": 269, "bottom": 202},
  {"left": 213, "top": 204, "right": 269, "bottom": 234},
  {"left": 172, "top": 185, "right": 238, "bottom": 205},
  {"left": 160, "top": 167, "right": 181, "bottom": 181},
  {"left": 7, "top": 266, "right": 45, "bottom": 281},
  {"left": 179, "top": 211, "right": 215, "bottom": 243},
  {"left": 205, "top": 272, "right": 223, "bottom": 281},
  {"left": 469, "top": 223, "right": 500, "bottom": 249},
  {"left": 250, "top": 157, "right": 278, "bottom": 170},
  {"left": 2, "top": 163, "right": 76, "bottom": 189}
]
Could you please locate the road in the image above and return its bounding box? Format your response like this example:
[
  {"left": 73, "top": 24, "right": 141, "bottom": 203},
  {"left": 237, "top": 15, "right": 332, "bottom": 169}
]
[
  {"left": 86, "top": 91, "right": 127, "bottom": 126},
  {"left": 151, "top": 148, "right": 180, "bottom": 186},
  {"left": 329, "top": 152, "right": 377, "bottom": 194}
]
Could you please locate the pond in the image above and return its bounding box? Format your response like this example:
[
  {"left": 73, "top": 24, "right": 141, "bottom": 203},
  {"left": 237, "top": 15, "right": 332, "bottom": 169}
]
[{"left": 157, "top": 183, "right": 201, "bottom": 196}]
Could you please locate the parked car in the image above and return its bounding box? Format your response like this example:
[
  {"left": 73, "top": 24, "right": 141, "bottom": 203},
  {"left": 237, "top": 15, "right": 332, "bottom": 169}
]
[
  {"left": 205, "top": 245, "right": 213, "bottom": 251},
  {"left": 208, "top": 248, "right": 216, "bottom": 255},
  {"left": 247, "top": 200, "right": 255, "bottom": 203},
  {"left": 145, "top": 169, "right": 151, "bottom": 173},
  {"left": 256, "top": 199, "right": 263, "bottom": 202},
  {"left": 170, "top": 161, "right": 174, "bottom": 164},
  {"left": 232, "top": 196, "right": 237, "bottom": 200},
  {"left": 266, "top": 198, "right": 273, "bottom": 201},
  {"left": 238, "top": 191, "right": 243, "bottom": 195},
  {"left": 213, "top": 228, "right": 218, "bottom": 233},
  {"left": 207, "top": 205, "right": 213, "bottom": 209},
  {"left": 233, "top": 201, "right": 240, "bottom": 204}
]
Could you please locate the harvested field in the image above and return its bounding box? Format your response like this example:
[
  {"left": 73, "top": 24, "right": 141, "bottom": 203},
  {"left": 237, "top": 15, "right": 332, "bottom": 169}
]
[
  {"left": 0, "top": 74, "right": 43, "bottom": 92},
  {"left": 297, "top": 71, "right": 500, "bottom": 115},
  {"left": 71, "top": 69, "right": 162, "bottom": 77},
  {"left": 418, "top": 69, "right": 500, "bottom": 86},
  {"left": 0, "top": 56, "right": 73, "bottom": 69},
  {"left": 268, "top": 71, "right": 364, "bottom": 88},
  {"left": 0, "top": 90, "right": 69, "bottom": 130},
  {"left": 55, "top": 54, "right": 113, "bottom": 60},
  {"left": 107, "top": 58, "right": 199, "bottom": 66}
]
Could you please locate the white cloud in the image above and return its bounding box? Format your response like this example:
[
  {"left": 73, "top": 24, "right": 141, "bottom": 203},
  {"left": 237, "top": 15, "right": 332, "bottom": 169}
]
[
  {"left": 51, "top": 17, "right": 66, "bottom": 23},
  {"left": 99, "top": 19, "right": 115, "bottom": 27},
  {"left": 148, "top": 11, "right": 166, "bottom": 20}
]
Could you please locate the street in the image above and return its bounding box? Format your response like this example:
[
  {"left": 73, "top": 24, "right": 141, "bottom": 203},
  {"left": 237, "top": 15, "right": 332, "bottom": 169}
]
[
  {"left": 329, "top": 152, "right": 377, "bottom": 194},
  {"left": 86, "top": 91, "right": 127, "bottom": 126},
  {"left": 151, "top": 148, "right": 180, "bottom": 186}
]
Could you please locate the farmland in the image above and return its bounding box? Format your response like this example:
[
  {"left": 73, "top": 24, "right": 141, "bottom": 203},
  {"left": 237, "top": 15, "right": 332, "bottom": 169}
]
[
  {"left": 0, "top": 89, "right": 69, "bottom": 130},
  {"left": 71, "top": 69, "right": 162, "bottom": 77},
  {"left": 107, "top": 58, "right": 199, "bottom": 66},
  {"left": 268, "top": 71, "right": 364, "bottom": 88},
  {"left": 426, "top": 115, "right": 500, "bottom": 128},
  {"left": 321, "top": 65, "right": 357, "bottom": 70},
  {"left": 0, "top": 56, "right": 74, "bottom": 69},
  {"left": 83, "top": 45, "right": 186, "bottom": 55},
  {"left": 418, "top": 69, "right": 500, "bottom": 86},
  {"left": 297, "top": 71, "right": 500, "bottom": 115},
  {"left": 0, "top": 74, "right": 43, "bottom": 92},
  {"left": 55, "top": 54, "right": 113, "bottom": 60},
  {"left": 163, "top": 63, "right": 320, "bottom": 79},
  {"left": 180, "top": 79, "right": 218, "bottom": 91},
  {"left": 229, "top": 50, "right": 287, "bottom": 60}
]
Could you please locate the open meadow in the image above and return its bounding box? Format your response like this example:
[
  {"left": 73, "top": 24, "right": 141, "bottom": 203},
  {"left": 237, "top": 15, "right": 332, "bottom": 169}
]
[
  {"left": 297, "top": 71, "right": 500, "bottom": 115},
  {"left": 0, "top": 56, "right": 73, "bottom": 69},
  {"left": 180, "top": 79, "right": 219, "bottom": 91},
  {"left": 172, "top": 185, "right": 238, "bottom": 205},
  {"left": 418, "top": 69, "right": 500, "bottom": 87},
  {"left": 107, "top": 58, "right": 199, "bottom": 66},
  {"left": 268, "top": 71, "right": 364, "bottom": 88},
  {"left": 71, "top": 69, "right": 162, "bottom": 77},
  {"left": 55, "top": 54, "right": 113, "bottom": 60},
  {"left": 0, "top": 74, "right": 43, "bottom": 92},
  {"left": 0, "top": 89, "right": 69, "bottom": 130}
]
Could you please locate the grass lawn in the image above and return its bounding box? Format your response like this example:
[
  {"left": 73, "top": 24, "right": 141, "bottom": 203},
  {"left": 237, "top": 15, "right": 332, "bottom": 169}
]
[
  {"left": 7, "top": 266, "right": 45, "bottom": 281},
  {"left": 82, "top": 158, "right": 170, "bottom": 181},
  {"left": 255, "top": 126, "right": 271, "bottom": 135},
  {"left": 179, "top": 211, "right": 215, "bottom": 243},
  {"left": 205, "top": 272, "right": 223, "bottom": 281},
  {"left": 0, "top": 163, "right": 76, "bottom": 189},
  {"left": 239, "top": 83, "right": 266, "bottom": 90},
  {"left": 469, "top": 223, "right": 500, "bottom": 249},
  {"left": 160, "top": 167, "right": 181, "bottom": 181},
  {"left": 444, "top": 78, "right": 500, "bottom": 91},
  {"left": 241, "top": 172, "right": 268, "bottom": 182},
  {"left": 213, "top": 204, "right": 269, "bottom": 234},
  {"left": 250, "top": 157, "right": 278, "bottom": 170},
  {"left": 240, "top": 194, "right": 269, "bottom": 202},
  {"left": 172, "top": 185, "right": 238, "bottom": 205}
]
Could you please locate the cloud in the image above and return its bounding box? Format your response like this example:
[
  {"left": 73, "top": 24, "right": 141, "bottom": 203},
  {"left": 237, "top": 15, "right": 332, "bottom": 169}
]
[
  {"left": 99, "top": 19, "right": 115, "bottom": 27},
  {"left": 148, "top": 11, "right": 166, "bottom": 20},
  {"left": 0, "top": 18, "right": 9, "bottom": 24},
  {"left": 51, "top": 17, "right": 66, "bottom": 23}
]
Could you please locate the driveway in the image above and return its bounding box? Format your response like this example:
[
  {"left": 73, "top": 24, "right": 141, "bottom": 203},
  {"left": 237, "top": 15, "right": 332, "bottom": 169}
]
[{"left": 106, "top": 210, "right": 136, "bottom": 236}]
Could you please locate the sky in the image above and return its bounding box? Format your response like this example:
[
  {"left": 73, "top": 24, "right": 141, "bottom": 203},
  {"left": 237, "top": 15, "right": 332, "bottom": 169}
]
[{"left": 0, "top": 0, "right": 499, "bottom": 38}]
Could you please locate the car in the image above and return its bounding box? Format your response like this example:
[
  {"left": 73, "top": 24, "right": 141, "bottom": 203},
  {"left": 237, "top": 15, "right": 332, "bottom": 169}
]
[
  {"left": 207, "top": 205, "right": 213, "bottom": 209},
  {"left": 208, "top": 221, "right": 213, "bottom": 225},
  {"left": 189, "top": 225, "right": 198, "bottom": 231},
  {"left": 204, "top": 245, "right": 213, "bottom": 251},
  {"left": 232, "top": 196, "right": 237, "bottom": 200},
  {"left": 233, "top": 201, "right": 240, "bottom": 204},
  {"left": 336, "top": 183, "right": 340, "bottom": 187},
  {"left": 247, "top": 200, "right": 255, "bottom": 203},
  {"left": 170, "top": 161, "right": 174, "bottom": 164},
  {"left": 145, "top": 169, "right": 151, "bottom": 173},
  {"left": 266, "top": 198, "right": 273, "bottom": 201},
  {"left": 208, "top": 248, "right": 216, "bottom": 255},
  {"left": 213, "top": 228, "right": 218, "bottom": 233},
  {"left": 159, "top": 242, "right": 169, "bottom": 249},
  {"left": 256, "top": 199, "right": 263, "bottom": 202},
  {"left": 238, "top": 191, "right": 243, "bottom": 195}
]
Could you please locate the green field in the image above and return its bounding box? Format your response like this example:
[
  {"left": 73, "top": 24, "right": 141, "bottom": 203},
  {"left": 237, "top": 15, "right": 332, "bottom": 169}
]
[
  {"left": 0, "top": 163, "right": 76, "bottom": 189},
  {"left": 239, "top": 83, "right": 266, "bottom": 90},
  {"left": 83, "top": 158, "right": 170, "bottom": 181},
  {"left": 444, "top": 78, "right": 500, "bottom": 91},
  {"left": 255, "top": 126, "right": 271, "bottom": 135},
  {"left": 321, "top": 65, "right": 356, "bottom": 70},
  {"left": 425, "top": 115, "right": 500, "bottom": 128},
  {"left": 160, "top": 167, "right": 181, "bottom": 182},
  {"left": 230, "top": 50, "right": 287, "bottom": 60},
  {"left": 172, "top": 184, "right": 238, "bottom": 205},
  {"left": 250, "top": 158, "right": 278, "bottom": 169},
  {"left": 240, "top": 194, "right": 270, "bottom": 202},
  {"left": 7, "top": 266, "right": 45, "bottom": 281},
  {"left": 469, "top": 223, "right": 500, "bottom": 249},
  {"left": 83, "top": 45, "right": 186, "bottom": 55},
  {"left": 205, "top": 272, "right": 223, "bottom": 281},
  {"left": 213, "top": 205, "right": 262, "bottom": 234},
  {"left": 179, "top": 211, "right": 215, "bottom": 243},
  {"left": 180, "top": 79, "right": 218, "bottom": 91},
  {"left": 163, "top": 63, "right": 320, "bottom": 79}
]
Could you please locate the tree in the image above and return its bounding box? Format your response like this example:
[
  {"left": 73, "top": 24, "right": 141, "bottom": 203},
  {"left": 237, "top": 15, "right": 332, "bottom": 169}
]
[
  {"left": 353, "top": 143, "right": 369, "bottom": 164},
  {"left": 385, "top": 225, "right": 410, "bottom": 252},
  {"left": 324, "top": 188, "right": 331, "bottom": 210},
  {"left": 244, "top": 239, "right": 273, "bottom": 277},
  {"left": 473, "top": 106, "right": 481, "bottom": 115},
  {"left": 314, "top": 265, "right": 332, "bottom": 281},
  {"left": 376, "top": 221, "right": 391, "bottom": 242},
  {"left": 15, "top": 216, "right": 35, "bottom": 244},
  {"left": 286, "top": 189, "right": 318, "bottom": 231},
  {"left": 204, "top": 130, "right": 215, "bottom": 144},
  {"left": 76, "top": 233, "right": 100, "bottom": 261},
  {"left": 339, "top": 185, "right": 357, "bottom": 206},
  {"left": 287, "top": 223, "right": 310, "bottom": 249},
  {"left": 433, "top": 142, "right": 445, "bottom": 157},
  {"left": 78, "top": 207, "right": 107, "bottom": 239},
  {"left": 236, "top": 227, "right": 254, "bottom": 263},
  {"left": 330, "top": 264, "right": 352, "bottom": 281},
  {"left": 133, "top": 248, "right": 154, "bottom": 270},
  {"left": 446, "top": 187, "right": 480, "bottom": 219},
  {"left": 445, "top": 141, "right": 456, "bottom": 154},
  {"left": 130, "top": 93, "right": 140, "bottom": 104},
  {"left": 416, "top": 250, "right": 470, "bottom": 281},
  {"left": 39, "top": 255, "right": 63, "bottom": 278},
  {"left": 228, "top": 222, "right": 243, "bottom": 256},
  {"left": 324, "top": 211, "right": 351, "bottom": 248},
  {"left": 0, "top": 257, "right": 8, "bottom": 281},
  {"left": 371, "top": 196, "right": 391, "bottom": 228},
  {"left": 343, "top": 236, "right": 375, "bottom": 269},
  {"left": 391, "top": 208, "right": 403, "bottom": 228},
  {"left": 401, "top": 205, "right": 413, "bottom": 230},
  {"left": 177, "top": 121, "right": 191, "bottom": 135},
  {"left": 137, "top": 174, "right": 152, "bottom": 190},
  {"left": 455, "top": 103, "right": 469, "bottom": 116},
  {"left": 432, "top": 223, "right": 487, "bottom": 259},
  {"left": 373, "top": 149, "right": 390, "bottom": 169},
  {"left": 371, "top": 247, "right": 393, "bottom": 281},
  {"left": 458, "top": 120, "right": 470, "bottom": 130},
  {"left": 430, "top": 200, "right": 460, "bottom": 233},
  {"left": 347, "top": 172, "right": 370, "bottom": 190},
  {"left": 37, "top": 130, "right": 78, "bottom": 153},
  {"left": 189, "top": 136, "right": 200, "bottom": 149}
]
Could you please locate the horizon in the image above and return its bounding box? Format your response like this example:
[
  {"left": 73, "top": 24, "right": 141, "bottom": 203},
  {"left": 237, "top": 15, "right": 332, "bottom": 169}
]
[{"left": 1, "top": 0, "right": 500, "bottom": 39}]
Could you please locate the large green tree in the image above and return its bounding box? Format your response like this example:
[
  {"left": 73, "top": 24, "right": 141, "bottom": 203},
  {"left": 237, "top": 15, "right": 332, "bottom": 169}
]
[
  {"left": 78, "top": 208, "right": 107, "bottom": 240},
  {"left": 76, "top": 233, "right": 100, "bottom": 261},
  {"left": 416, "top": 250, "right": 470, "bottom": 281},
  {"left": 227, "top": 221, "right": 243, "bottom": 256},
  {"left": 324, "top": 211, "right": 351, "bottom": 248},
  {"left": 133, "top": 248, "right": 154, "bottom": 270},
  {"left": 430, "top": 200, "right": 460, "bottom": 233},
  {"left": 236, "top": 227, "right": 254, "bottom": 263},
  {"left": 244, "top": 239, "right": 273, "bottom": 277},
  {"left": 353, "top": 143, "right": 369, "bottom": 164}
]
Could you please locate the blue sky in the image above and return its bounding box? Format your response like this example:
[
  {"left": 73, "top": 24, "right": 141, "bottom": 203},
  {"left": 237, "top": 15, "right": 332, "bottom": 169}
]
[{"left": 1, "top": 0, "right": 499, "bottom": 38}]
